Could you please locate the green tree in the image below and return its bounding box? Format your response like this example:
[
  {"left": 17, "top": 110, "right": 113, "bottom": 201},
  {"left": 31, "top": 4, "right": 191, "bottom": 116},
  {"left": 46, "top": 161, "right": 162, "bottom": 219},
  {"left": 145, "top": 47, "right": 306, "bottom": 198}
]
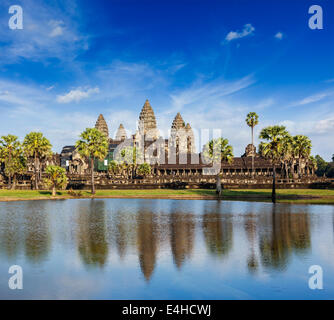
[
  {"left": 259, "top": 125, "right": 289, "bottom": 203},
  {"left": 332, "top": 154, "right": 334, "bottom": 163},
  {"left": 203, "top": 137, "right": 234, "bottom": 164},
  {"left": 137, "top": 163, "right": 151, "bottom": 177},
  {"left": 44, "top": 165, "right": 68, "bottom": 196},
  {"left": 292, "top": 135, "right": 312, "bottom": 177},
  {"left": 314, "top": 155, "right": 328, "bottom": 176},
  {"left": 0, "top": 135, "right": 26, "bottom": 189},
  {"left": 76, "top": 128, "right": 108, "bottom": 195},
  {"left": 23, "top": 132, "right": 52, "bottom": 190},
  {"left": 245, "top": 112, "right": 259, "bottom": 175},
  {"left": 203, "top": 137, "right": 234, "bottom": 196},
  {"left": 279, "top": 134, "right": 293, "bottom": 179}
]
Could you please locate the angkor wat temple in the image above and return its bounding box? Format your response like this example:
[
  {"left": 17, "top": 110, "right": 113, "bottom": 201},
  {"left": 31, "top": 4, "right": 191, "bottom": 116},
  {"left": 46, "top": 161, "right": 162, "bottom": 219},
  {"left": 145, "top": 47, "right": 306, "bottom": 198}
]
[
  {"left": 57, "top": 100, "right": 320, "bottom": 190},
  {"left": 0, "top": 99, "right": 323, "bottom": 190}
]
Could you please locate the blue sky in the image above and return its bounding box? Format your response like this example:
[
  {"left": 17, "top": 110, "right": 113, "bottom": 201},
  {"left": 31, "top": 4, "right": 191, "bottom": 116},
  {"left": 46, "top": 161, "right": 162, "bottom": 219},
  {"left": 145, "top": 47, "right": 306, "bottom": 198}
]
[{"left": 0, "top": 0, "right": 333, "bottom": 159}]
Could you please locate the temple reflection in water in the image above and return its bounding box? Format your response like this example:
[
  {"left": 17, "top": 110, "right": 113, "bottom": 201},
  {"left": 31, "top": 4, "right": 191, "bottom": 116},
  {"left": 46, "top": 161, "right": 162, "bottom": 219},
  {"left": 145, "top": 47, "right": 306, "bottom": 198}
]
[{"left": 0, "top": 199, "right": 314, "bottom": 282}]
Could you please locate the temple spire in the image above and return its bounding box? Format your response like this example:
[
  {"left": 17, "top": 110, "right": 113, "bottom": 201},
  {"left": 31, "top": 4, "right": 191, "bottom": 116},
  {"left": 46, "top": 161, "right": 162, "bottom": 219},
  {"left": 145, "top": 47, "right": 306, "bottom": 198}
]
[
  {"left": 171, "top": 112, "right": 186, "bottom": 130},
  {"left": 115, "top": 123, "right": 127, "bottom": 141},
  {"left": 138, "top": 99, "right": 159, "bottom": 139},
  {"left": 95, "top": 114, "right": 109, "bottom": 138}
]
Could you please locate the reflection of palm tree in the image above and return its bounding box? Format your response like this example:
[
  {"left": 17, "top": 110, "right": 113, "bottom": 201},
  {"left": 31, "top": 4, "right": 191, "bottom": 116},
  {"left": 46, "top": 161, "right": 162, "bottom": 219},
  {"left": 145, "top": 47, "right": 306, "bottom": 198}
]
[
  {"left": 0, "top": 208, "right": 22, "bottom": 261},
  {"left": 24, "top": 202, "right": 51, "bottom": 263},
  {"left": 77, "top": 200, "right": 109, "bottom": 268},
  {"left": 244, "top": 213, "right": 258, "bottom": 273},
  {"left": 202, "top": 213, "right": 233, "bottom": 258},
  {"left": 170, "top": 212, "right": 195, "bottom": 269},
  {"left": 259, "top": 204, "right": 311, "bottom": 270},
  {"left": 137, "top": 211, "right": 158, "bottom": 281}
]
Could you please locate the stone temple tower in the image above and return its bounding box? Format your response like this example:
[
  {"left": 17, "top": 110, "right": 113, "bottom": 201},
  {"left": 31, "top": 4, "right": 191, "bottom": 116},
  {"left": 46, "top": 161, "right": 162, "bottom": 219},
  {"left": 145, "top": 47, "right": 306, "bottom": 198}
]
[
  {"left": 95, "top": 114, "right": 109, "bottom": 138},
  {"left": 170, "top": 113, "right": 195, "bottom": 154},
  {"left": 115, "top": 124, "right": 127, "bottom": 141},
  {"left": 138, "top": 99, "right": 159, "bottom": 139}
]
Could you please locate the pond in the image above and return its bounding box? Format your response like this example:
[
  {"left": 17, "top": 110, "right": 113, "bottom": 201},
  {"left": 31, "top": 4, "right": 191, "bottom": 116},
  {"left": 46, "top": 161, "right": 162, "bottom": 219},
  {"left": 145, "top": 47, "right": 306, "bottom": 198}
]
[{"left": 0, "top": 199, "right": 333, "bottom": 299}]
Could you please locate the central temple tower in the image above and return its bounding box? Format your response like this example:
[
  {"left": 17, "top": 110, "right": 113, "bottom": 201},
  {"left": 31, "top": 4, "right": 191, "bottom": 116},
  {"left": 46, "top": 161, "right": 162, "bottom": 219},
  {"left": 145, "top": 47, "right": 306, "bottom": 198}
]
[{"left": 138, "top": 99, "right": 159, "bottom": 140}]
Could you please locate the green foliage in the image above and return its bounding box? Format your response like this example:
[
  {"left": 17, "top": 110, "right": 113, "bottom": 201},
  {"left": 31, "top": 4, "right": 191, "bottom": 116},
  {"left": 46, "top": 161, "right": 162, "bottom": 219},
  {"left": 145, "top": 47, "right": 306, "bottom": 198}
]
[
  {"left": 75, "top": 128, "right": 108, "bottom": 161},
  {"left": 0, "top": 135, "right": 27, "bottom": 188},
  {"left": 292, "top": 135, "right": 312, "bottom": 159},
  {"left": 259, "top": 125, "right": 289, "bottom": 162},
  {"left": 23, "top": 132, "right": 52, "bottom": 190},
  {"left": 203, "top": 138, "right": 234, "bottom": 163},
  {"left": 108, "top": 160, "right": 120, "bottom": 175},
  {"left": 315, "top": 154, "right": 334, "bottom": 178},
  {"left": 76, "top": 128, "right": 108, "bottom": 195},
  {"left": 44, "top": 165, "right": 68, "bottom": 189},
  {"left": 23, "top": 132, "right": 52, "bottom": 159},
  {"left": 137, "top": 163, "right": 151, "bottom": 176},
  {"left": 245, "top": 112, "right": 259, "bottom": 128}
]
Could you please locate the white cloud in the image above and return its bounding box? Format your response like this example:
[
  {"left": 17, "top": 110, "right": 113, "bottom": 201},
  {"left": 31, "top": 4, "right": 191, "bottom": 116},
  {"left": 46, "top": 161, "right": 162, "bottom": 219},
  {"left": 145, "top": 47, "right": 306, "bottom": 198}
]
[
  {"left": 274, "top": 32, "right": 284, "bottom": 40},
  {"left": 57, "top": 87, "right": 100, "bottom": 103},
  {"left": 293, "top": 92, "right": 330, "bottom": 106},
  {"left": 225, "top": 24, "right": 255, "bottom": 42}
]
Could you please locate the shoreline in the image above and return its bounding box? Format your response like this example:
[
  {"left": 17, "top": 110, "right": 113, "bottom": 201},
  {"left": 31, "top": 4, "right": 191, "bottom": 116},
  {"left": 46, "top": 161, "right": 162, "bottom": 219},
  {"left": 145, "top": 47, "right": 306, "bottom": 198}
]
[{"left": 0, "top": 189, "right": 334, "bottom": 204}]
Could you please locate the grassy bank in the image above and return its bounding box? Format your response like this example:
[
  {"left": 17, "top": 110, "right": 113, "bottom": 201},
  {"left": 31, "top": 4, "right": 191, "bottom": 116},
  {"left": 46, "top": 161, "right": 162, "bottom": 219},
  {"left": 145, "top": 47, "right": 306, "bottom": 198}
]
[{"left": 0, "top": 188, "right": 334, "bottom": 204}]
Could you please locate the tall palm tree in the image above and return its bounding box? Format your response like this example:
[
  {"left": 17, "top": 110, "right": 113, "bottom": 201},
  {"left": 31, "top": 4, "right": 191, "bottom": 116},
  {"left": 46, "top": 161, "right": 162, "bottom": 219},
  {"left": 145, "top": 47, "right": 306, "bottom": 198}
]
[
  {"left": 259, "top": 125, "right": 289, "bottom": 203},
  {"left": 280, "top": 134, "right": 293, "bottom": 179},
  {"left": 0, "top": 135, "right": 25, "bottom": 189},
  {"left": 76, "top": 128, "right": 108, "bottom": 195},
  {"left": 246, "top": 112, "right": 259, "bottom": 175},
  {"left": 23, "top": 132, "right": 52, "bottom": 190},
  {"left": 292, "top": 135, "right": 312, "bottom": 177}
]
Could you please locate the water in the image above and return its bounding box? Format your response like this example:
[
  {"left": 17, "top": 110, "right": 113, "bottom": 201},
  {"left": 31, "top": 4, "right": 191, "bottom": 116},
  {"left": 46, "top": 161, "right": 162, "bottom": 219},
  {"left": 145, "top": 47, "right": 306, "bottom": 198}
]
[{"left": 0, "top": 199, "right": 333, "bottom": 300}]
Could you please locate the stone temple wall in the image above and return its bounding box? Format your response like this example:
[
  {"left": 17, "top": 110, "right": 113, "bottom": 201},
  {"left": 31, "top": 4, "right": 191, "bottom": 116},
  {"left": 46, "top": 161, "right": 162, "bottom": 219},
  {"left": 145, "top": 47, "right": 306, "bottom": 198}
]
[{"left": 1, "top": 172, "right": 331, "bottom": 190}]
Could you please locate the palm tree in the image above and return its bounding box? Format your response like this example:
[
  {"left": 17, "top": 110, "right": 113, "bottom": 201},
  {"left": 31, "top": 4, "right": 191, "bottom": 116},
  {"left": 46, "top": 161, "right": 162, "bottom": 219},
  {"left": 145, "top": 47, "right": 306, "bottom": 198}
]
[
  {"left": 137, "top": 163, "right": 152, "bottom": 177},
  {"left": 280, "top": 134, "right": 293, "bottom": 179},
  {"left": 246, "top": 112, "right": 259, "bottom": 175},
  {"left": 292, "top": 135, "right": 312, "bottom": 177},
  {"left": 203, "top": 137, "right": 234, "bottom": 196},
  {"left": 44, "top": 165, "right": 68, "bottom": 196},
  {"left": 23, "top": 132, "right": 52, "bottom": 190},
  {"left": 76, "top": 128, "right": 108, "bottom": 195},
  {"left": 0, "top": 135, "right": 26, "bottom": 189},
  {"left": 259, "top": 125, "right": 289, "bottom": 203}
]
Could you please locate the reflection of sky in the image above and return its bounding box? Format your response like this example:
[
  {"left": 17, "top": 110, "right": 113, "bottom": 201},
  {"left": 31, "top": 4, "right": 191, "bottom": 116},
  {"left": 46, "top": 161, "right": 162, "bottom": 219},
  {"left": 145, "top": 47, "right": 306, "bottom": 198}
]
[{"left": 0, "top": 199, "right": 333, "bottom": 299}]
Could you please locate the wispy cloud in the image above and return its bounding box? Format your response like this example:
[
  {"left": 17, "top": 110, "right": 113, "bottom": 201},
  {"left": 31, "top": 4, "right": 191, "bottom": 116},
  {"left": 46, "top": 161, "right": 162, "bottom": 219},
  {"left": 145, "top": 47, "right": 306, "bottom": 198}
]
[
  {"left": 57, "top": 87, "right": 100, "bottom": 103},
  {"left": 225, "top": 24, "right": 255, "bottom": 42},
  {"left": 293, "top": 92, "right": 331, "bottom": 106},
  {"left": 49, "top": 20, "right": 65, "bottom": 37}
]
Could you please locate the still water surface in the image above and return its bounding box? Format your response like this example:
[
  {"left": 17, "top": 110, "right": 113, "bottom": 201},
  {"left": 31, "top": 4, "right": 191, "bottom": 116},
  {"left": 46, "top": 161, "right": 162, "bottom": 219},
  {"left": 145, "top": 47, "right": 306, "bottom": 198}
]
[{"left": 0, "top": 199, "right": 334, "bottom": 299}]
